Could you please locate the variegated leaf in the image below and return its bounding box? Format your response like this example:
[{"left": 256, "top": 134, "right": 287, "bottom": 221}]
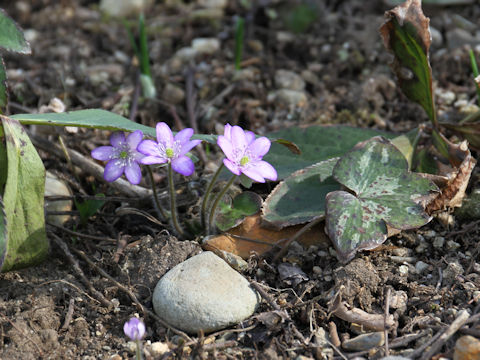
[{"left": 325, "top": 136, "right": 438, "bottom": 263}]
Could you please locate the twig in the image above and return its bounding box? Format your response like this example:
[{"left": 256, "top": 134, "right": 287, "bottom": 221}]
[
  {"left": 50, "top": 233, "right": 113, "bottom": 308},
  {"left": 37, "top": 279, "right": 100, "bottom": 304},
  {"left": 61, "top": 298, "right": 75, "bottom": 331},
  {"left": 419, "top": 309, "right": 470, "bottom": 360},
  {"left": 384, "top": 287, "right": 391, "bottom": 356},
  {"left": 47, "top": 222, "right": 117, "bottom": 243},
  {"left": 328, "top": 321, "right": 341, "bottom": 348},
  {"left": 72, "top": 248, "right": 192, "bottom": 341}
]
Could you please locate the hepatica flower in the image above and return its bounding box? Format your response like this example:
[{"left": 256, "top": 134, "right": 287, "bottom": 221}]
[
  {"left": 217, "top": 124, "right": 277, "bottom": 183},
  {"left": 124, "top": 317, "right": 145, "bottom": 341},
  {"left": 138, "top": 122, "right": 202, "bottom": 176},
  {"left": 91, "top": 130, "right": 144, "bottom": 185}
]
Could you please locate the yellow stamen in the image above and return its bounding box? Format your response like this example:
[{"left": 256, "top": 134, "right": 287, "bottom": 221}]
[
  {"left": 166, "top": 148, "right": 174, "bottom": 158},
  {"left": 240, "top": 156, "right": 249, "bottom": 166}
]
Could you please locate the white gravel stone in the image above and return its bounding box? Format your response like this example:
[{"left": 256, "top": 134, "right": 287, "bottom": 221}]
[
  {"left": 274, "top": 69, "right": 306, "bottom": 91},
  {"left": 433, "top": 236, "right": 445, "bottom": 249},
  {"left": 152, "top": 252, "right": 260, "bottom": 333},
  {"left": 192, "top": 38, "right": 220, "bottom": 55},
  {"left": 398, "top": 265, "right": 409, "bottom": 276},
  {"left": 415, "top": 261, "right": 429, "bottom": 274}
]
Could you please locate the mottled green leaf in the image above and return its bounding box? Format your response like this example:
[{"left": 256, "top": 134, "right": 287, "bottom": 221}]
[
  {"left": 75, "top": 194, "right": 105, "bottom": 225},
  {"left": 262, "top": 158, "right": 339, "bottom": 229},
  {"left": 0, "top": 58, "right": 7, "bottom": 112},
  {"left": 325, "top": 136, "right": 437, "bottom": 263},
  {"left": 1, "top": 115, "right": 48, "bottom": 272},
  {"left": 264, "top": 125, "right": 394, "bottom": 180},
  {"left": 216, "top": 192, "right": 262, "bottom": 231},
  {"left": 0, "top": 9, "right": 31, "bottom": 54},
  {"left": 380, "top": 0, "right": 436, "bottom": 126}
]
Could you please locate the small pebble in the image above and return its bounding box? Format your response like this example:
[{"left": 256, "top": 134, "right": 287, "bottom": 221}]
[
  {"left": 192, "top": 38, "right": 220, "bottom": 55},
  {"left": 433, "top": 236, "right": 445, "bottom": 249},
  {"left": 447, "top": 240, "right": 461, "bottom": 250},
  {"left": 274, "top": 69, "right": 306, "bottom": 91},
  {"left": 342, "top": 332, "right": 384, "bottom": 351},
  {"left": 398, "top": 265, "right": 409, "bottom": 276},
  {"left": 415, "top": 261, "right": 429, "bottom": 274},
  {"left": 454, "top": 335, "right": 480, "bottom": 360},
  {"left": 150, "top": 342, "right": 169, "bottom": 356}
]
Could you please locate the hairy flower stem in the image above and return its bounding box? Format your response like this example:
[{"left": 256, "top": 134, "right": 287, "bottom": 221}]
[
  {"left": 167, "top": 163, "right": 184, "bottom": 237},
  {"left": 208, "top": 174, "right": 236, "bottom": 234},
  {"left": 201, "top": 162, "right": 225, "bottom": 230},
  {"left": 146, "top": 166, "right": 168, "bottom": 221},
  {"left": 135, "top": 340, "right": 143, "bottom": 360}
]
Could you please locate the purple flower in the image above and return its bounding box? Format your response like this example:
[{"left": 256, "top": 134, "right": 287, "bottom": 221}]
[
  {"left": 138, "top": 122, "right": 202, "bottom": 176},
  {"left": 123, "top": 317, "right": 145, "bottom": 341},
  {"left": 217, "top": 124, "right": 277, "bottom": 183},
  {"left": 91, "top": 131, "right": 144, "bottom": 185}
]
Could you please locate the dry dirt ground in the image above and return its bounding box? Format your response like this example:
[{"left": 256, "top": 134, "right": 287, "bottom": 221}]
[{"left": 1, "top": 0, "right": 480, "bottom": 359}]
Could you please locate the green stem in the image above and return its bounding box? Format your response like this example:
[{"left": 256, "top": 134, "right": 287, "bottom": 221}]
[
  {"left": 208, "top": 174, "right": 237, "bottom": 234},
  {"left": 201, "top": 162, "right": 225, "bottom": 230},
  {"left": 167, "top": 162, "right": 184, "bottom": 237},
  {"left": 135, "top": 339, "right": 143, "bottom": 360},
  {"left": 146, "top": 166, "right": 168, "bottom": 221},
  {"left": 469, "top": 49, "right": 480, "bottom": 106}
]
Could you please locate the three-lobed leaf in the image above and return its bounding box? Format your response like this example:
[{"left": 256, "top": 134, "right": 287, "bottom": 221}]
[
  {"left": 1, "top": 116, "right": 48, "bottom": 272},
  {"left": 264, "top": 125, "right": 394, "bottom": 180},
  {"left": 216, "top": 192, "right": 262, "bottom": 231},
  {"left": 262, "top": 158, "right": 339, "bottom": 229},
  {"left": 325, "top": 136, "right": 438, "bottom": 263}
]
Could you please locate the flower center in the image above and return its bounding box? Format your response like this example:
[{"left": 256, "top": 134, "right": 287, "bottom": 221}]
[
  {"left": 165, "top": 148, "right": 175, "bottom": 158},
  {"left": 240, "top": 156, "right": 250, "bottom": 166},
  {"left": 119, "top": 150, "right": 128, "bottom": 159}
]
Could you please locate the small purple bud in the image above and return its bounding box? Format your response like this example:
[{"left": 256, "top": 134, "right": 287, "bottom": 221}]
[{"left": 123, "top": 317, "right": 145, "bottom": 341}]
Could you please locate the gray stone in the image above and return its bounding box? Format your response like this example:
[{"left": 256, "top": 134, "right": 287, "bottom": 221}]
[
  {"left": 342, "top": 332, "right": 384, "bottom": 351},
  {"left": 100, "top": 0, "right": 151, "bottom": 17},
  {"left": 379, "top": 357, "right": 410, "bottom": 360},
  {"left": 268, "top": 89, "right": 308, "bottom": 107},
  {"left": 433, "top": 236, "right": 445, "bottom": 249},
  {"left": 192, "top": 38, "right": 220, "bottom": 55},
  {"left": 274, "top": 69, "right": 306, "bottom": 91},
  {"left": 152, "top": 252, "right": 260, "bottom": 333},
  {"left": 447, "top": 28, "right": 479, "bottom": 50},
  {"left": 162, "top": 83, "right": 185, "bottom": 105},
  {"left": 415, "top": 261, "right": 429, "bottom": 274}
]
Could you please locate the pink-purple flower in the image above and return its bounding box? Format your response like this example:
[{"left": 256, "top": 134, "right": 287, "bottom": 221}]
[
  {"left": 91, "top": 130, "right": 144, "bottom": 185},
  {"left": 123, "top": 317, "right": 145, "bottom": 341},
  {"left": 138, "top": 122, "right": 202, "bottom": 176},
  {"left": 217, "top": 124, "right": 277, "bottom": 183}
]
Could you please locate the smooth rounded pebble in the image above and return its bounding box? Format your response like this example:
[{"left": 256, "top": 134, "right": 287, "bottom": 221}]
[
  {"left": 342, "top": 332, "right": 385, "bottom": 351},
  {"left": 152, "top": 252, "right": 260, "bottom": 333}
]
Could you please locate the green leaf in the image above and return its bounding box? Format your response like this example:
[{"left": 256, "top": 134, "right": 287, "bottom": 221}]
[
  {"left": 325, "top": 136, "right": 437, "bottom": 263},
  {"left": 262, "top": 158, "right": 340, "bottom": 229},
  {"left": 0, "top": 58, "right": 7, "bottom": 112},
  {"left": 390, "top": 128, "right": 421, "bottom": 169},
  {"left": 380, "top": 0, "right": 436, "bottom": 126},
  {"left": 216, "top": 191, "right": 262, "bottom": 231},
  {"left": 1, "top": 115, "right": 48, "bottom": 272},
  {"left": 75, "top": 194, "right": 106, "bottom": 225},
  {"left": 0, "top": 9, "right": 31, "bottom": 54},
  {"left": 11, "top": 109, "right": 219, "bottom": 143},
  {"left": 264, "top": 125, "right": 394, "bottom": 180},
  {"left": 0, "top": 126, "right": 6, "bottom": 190},
  {"left": 0, "top": 195, "right": 7, "bottom": 270}
]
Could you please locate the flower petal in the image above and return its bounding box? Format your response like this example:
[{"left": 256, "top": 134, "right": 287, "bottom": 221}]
[
  {"left": 172, "top": 156, "right": 195, "bottom": 176},
  {"left": 223, "top": 123, "right": 232, "bottom": 140},
  {"left": 217, "top": 136, "right": 234, "bottom": 160},
  {"left": 110, "top": 132, "right": 125, "bottom": 147},
  {"left": 223, "top": 158, "right": 241, "bottom": 176},
  {"left": 174, "top": 128, "right": 194, "bottom": 145},
  {"left": 245, "top": 131, "right": 256, "bottom": 144},
  {"left": 179, "top": 139, "right": 202, "bottom": 156},
  {"left": 127, "top": 130, "right": 144, "bottom": 149},
  {"left": 231, "top": 126, "right": 248, "bottom": 152},
  {"left": 254, "top": 160, "right": 277, "bottom": 181},
  {"left": 241, "top": 166, "right": 266, "bottom": 183},
  {"left": 140, "top": 156, "right": 167, "bottom": 165},
  {"left": 125, "top": 162, "right": 142, "bottom": 185},
  {"left": 104, "top": 160, "right": 125, "bottom": 182},
  {"left": 138, "top": 140, "right": 162, "bottom": 157},
  {"left": 156, "top": 122, "right": 174, "bottom": 147},
  {"left": 91, "top": 146, "right": 114, "bottom": 161},
  {"left": 248, "top": 137, "right": 271, "bottom": 158}
]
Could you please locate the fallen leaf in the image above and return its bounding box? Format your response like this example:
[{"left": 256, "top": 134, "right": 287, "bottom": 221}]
[{"left": 202, "top": 213, "right": 329, "bottom": 259}]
